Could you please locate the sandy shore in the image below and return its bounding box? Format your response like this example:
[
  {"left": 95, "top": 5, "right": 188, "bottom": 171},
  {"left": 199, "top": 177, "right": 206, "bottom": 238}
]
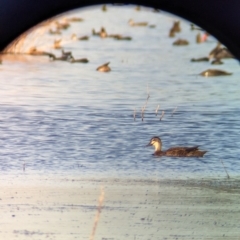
[{"left": 1, "top": 175, "right": 240, "bottom": 240}]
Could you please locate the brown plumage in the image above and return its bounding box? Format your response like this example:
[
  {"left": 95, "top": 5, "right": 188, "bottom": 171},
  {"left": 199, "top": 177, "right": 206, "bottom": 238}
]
[
  {"left": 147, "top": 136, "right": 207, "bottom": 157},
  {"left": 96, "top": 62, "right": 111, "bottom": 72}
]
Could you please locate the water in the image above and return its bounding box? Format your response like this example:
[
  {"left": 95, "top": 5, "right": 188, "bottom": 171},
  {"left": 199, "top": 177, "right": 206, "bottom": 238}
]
[{"left": 1, "top": 5, "right": 240, "bottom": 179}]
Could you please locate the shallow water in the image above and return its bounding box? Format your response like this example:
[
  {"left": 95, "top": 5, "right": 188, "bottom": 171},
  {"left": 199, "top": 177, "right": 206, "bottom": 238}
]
[{"left": 1, "top": 5, "right": 240, "bottom": 179}]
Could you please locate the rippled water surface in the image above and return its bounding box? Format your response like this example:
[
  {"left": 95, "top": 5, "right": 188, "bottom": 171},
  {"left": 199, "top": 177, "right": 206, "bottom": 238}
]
[{"left": 1, "top": 5, "right": 240, "bottom": 178}]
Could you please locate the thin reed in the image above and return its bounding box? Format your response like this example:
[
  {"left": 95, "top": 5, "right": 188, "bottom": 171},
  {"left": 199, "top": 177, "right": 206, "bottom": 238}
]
[{"left": 89, "top": 186, "right": 105, "bottom": 240}]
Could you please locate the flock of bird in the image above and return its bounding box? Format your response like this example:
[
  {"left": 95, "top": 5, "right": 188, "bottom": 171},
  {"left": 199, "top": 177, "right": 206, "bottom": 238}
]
[
  {"left": 168, "top": 20, "right": 235, "bottom": 77},
  {"left": 0, "top": 4, "right": 235, "bottom": 77}
]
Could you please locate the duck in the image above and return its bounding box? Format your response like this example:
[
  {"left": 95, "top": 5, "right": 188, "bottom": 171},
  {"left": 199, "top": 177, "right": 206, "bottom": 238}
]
[
  {"left": 191, "top": 57, "right": 209, "bottom": 62},
  {"left": 112, "top": 35, "right": 132, "bottom": 41},
  {"left": 173, "top": 38, "right": 189, "bottom": 46},
  {"left": 128, "top": 19, "right": 148, "bottom": 27},
  {"left": 71, "top": 34, "right": 89, "bottom": 41},
  {"left": 170, "top": 20, "right": 181, "bottom": 33},
  {"left": 99, "top": 27, "right": 108, "bottom": 38},
  {"left": 53, "top": 39, "right": 62, "bottom": 49},
  {"left": 28, "top": 47, "right": 55, "bottom": 58},
  {"left": 212, "top": 48, "right": 234, "bottom": 59},
  {"left": 96, "top": 62, "right": 111, "bottom": 72},
  {"left": 49, "top": 54, "right": 70, "bottom": 61},
  {"left": 67, "top": 17, "right": 84, "bottom": 22},
  {"left": 147, "top": 136, "right": 207, "bottom": 157},
  {"left": 102, "top": 4, "right": 107, "bottom": 11},
  {"left": 208, "top": 42, "right": 234, "bottom": 59},
  {"left": 68, "top": 56, "right": 89, "bottom": 63},
  {"left": 55, "top": 21, "right": 70, "bottom": 30},
  {"left": 209, "top": 42, "right": 222, "bottom": 58},
  {"left": 190, "top": 23, "right": 203, "bottom": 31},
  {"left": 200, "top": 69, "right": 232, "bottom": 76},
  {"left": 49, "top": 28, "right": 62, "bottom": 35},
  {"left": 61, "top": 49, "right": 72, "bottom": 58}
]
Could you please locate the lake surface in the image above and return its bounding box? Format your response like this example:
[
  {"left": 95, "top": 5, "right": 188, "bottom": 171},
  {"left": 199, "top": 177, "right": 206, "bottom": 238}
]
[{"left": 1, "top": 5, "right": 240, "bottom": 179}]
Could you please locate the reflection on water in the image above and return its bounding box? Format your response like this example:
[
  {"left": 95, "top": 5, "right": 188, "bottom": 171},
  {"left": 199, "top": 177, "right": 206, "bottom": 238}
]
[{"left": 0, "top": 5, "right": 240, "bottom": 178}]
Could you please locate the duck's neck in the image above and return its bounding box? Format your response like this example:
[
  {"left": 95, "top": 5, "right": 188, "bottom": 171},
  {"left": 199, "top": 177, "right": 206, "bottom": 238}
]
[{"left": 153, "top": 141, "right": 162, "bottom": 152}]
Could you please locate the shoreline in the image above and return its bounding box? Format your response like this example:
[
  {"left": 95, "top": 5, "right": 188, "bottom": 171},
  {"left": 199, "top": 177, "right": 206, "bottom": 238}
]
[{"left": 1, "top": 175, "right": 240, "bottom": 239}]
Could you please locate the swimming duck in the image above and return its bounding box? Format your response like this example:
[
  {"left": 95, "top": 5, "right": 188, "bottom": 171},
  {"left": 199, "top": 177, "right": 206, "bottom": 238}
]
[
  {"left": 209, "top": 42, "right": 222, "bottom": 58},
  {"left": 49, "top": 54, "right": 70, "bottom": 61},
  {"left": 67, "top": 17, "right": 84, "bottom": 22},
  {"left": 68, "top": 56, "right": 89, "bottom": 63},
  {"left": 170, "top": 21, "right": 181, "bottom": 33},
  {"left": 71, "top": 34, "right": 89, "bottom": 41},
  {"left": 173, "top": 39, "right": 189, "bottom": 46},
  {"left": 99, "top": 27, "right": 108, "bottom": 38},
  {"left": 61, "top": 49, "right": 72, "bottom": 58},
  {"left": 208, "top": 42, "right": 234, "bottom": 60},
  {"left": 147, "top": 136, "right": 207, "bottom": 157},
  {"left": 200, "top": 69, "right": 232, "bottom": 76},
  {"left": 55, "top": 21, "right": 70, "bottom": 30},
  {"left": 212, "top": 48, "right": 234, "bottom": 59},
  {"left": 113, "top": 35, "right": 132, "bottom": 41},
  {"left": 191, "top": 57, "right": 209, "bottom": 62},
  {"left": 190, "top": 23, "right": 203, "bottom": 31},
  {"left": 102, "top": 5, "right": 107, "bottom": 11},
  {"left": 53, "top": 39, "right": 62, "bottom": 49},
  {"left": 28, "top": 47, "right": 55, "bottom": 58},
  {"left": 96, "top": 62, "right": 111, "bottom": 72},
  {"left": 49, "top": 28, "right": 62, "bottom": 35},
  {"left": 128, "top": 19, "right": 148, "bottom": 27}
]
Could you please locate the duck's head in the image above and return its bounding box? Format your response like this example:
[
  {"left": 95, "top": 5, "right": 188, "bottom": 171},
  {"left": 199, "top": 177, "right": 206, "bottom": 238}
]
[{"left": 146, "top": 136, "right": 162, "bottom": 151}]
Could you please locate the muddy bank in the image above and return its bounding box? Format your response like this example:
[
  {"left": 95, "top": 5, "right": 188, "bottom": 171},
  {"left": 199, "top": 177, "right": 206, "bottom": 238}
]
[{"left": 0, "top": 175, "right": 240, "bottom": 240}]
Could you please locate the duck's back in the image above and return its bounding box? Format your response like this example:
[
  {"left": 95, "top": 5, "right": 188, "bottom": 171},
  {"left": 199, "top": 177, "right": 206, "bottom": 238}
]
[{"left": 163, "top": 146, "right": 206, "bottom": 157}]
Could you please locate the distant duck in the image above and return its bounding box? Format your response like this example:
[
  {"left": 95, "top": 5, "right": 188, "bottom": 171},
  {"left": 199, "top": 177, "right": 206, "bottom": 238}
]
[
  {"left": 28, "top": 47, "right": 55, "bottom": 58},
  {"left": 79, "top": 35, "right": 89, "bottom": 41},
  {"left": 209, "top": 42, "right": 234, "bottom": 59},
  {"left": 92, "top": 27, "right": 107, "bottom": 38},
  {"left": 61, "top": 49, "right": 72, "bottom": 57},
  {"left": 135, "top": 5, "right": 141, "bottom": 11},
  {"left": 102, "top": 5, "right": 107, "bottom": 11},
  {"left": 49, "top": 28, "right": 61, "bottom": 35},
  {"left": 173, "top": 38, "right": 189, "bottom": 46},
  {"left": 49, "top": 54, "right": 70, "bottom": 61},
  {"left": 99, "top": 27, "right": 108, "bottom": 38},
  {"left": 113, "top": 35, "right": 132, "bottom": 41},
  {"left": 168, "top": 28, "right": 175, "bottom": 38},
  {"left": 191, "top": 57, "right": 209, "bottom": 62},
  {"left": 147, "top": 136, "right": 207, "bottom": 157},
  {"left": 71, "top": 34, "right": 89, "bottom": 41},
  {"left": 67, "top": 17, "right": 84, "bottom": 22},
  {"left": 209, "top": 42, "right": 222, "bottom": 58},
  {"left": 92, "top": 28, "right": 100, "bottom": 36},
  {"left": 213, "top": 48, "right": 234, "bottom": 59},
  {"left": 55, "top": 21, "right": 70, "bottom": 30},
  {"left": 53, "top": 39, "right": 62, "bottom": 49},
  {"left": 128, "top": 19, "right": 148, "bottom": 27},
  {"left": 196, "top": 32, "right": 202, "bottom": 43},
  {"left": 190, "top": 23, "right": 203, "bottom": 31},
  {"left": 170, "top": 20, "right": 181, "bottom": 33},
  {"left": 149, "top": 24, "right": 156, "bottom": 28},
  {"left": 96, "top": 62, "right": 111, "bottom": 72},
  {"left": 200, "top": 69, "right": 232, "bottom": 77},
  {"left": 68, "top": 56, "right": 89, "bottom": 63}
]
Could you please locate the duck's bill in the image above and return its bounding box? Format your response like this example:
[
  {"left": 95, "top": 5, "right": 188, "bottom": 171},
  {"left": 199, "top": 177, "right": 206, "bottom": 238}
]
[{"left": 146, "top": 142, "right": 152, "bottom": 147}]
